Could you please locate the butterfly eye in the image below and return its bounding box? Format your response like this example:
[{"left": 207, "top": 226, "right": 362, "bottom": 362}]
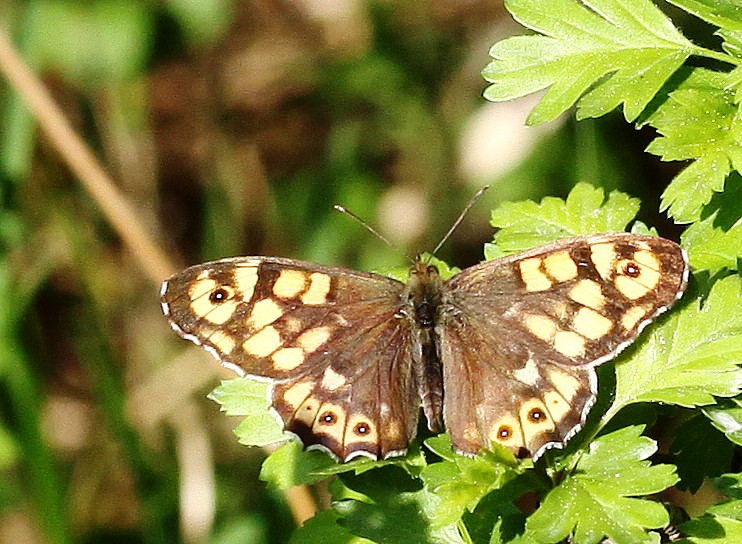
[
  {"left": 622, "top": 262, "right": 641, "bottom": 277},
  {"left": 209, "top": 287, "right": 231, "bottom": 303}
]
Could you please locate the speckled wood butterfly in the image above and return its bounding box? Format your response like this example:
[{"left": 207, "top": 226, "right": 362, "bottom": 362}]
[{"left": 161, "top": 232, "right": 688, "bottom": 461}]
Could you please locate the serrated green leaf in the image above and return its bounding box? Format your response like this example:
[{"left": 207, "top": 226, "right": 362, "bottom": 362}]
[
  {"left": 334, "top": 467, "right": 466, "bottom": 544},
  {"left": 208, "top": 378, "right": 287, "bottom": 447},
  {"left": 644, "top": 68, "right": 742, "bottom": 222},
  {"left": 666, "top": 0, "right": 742, "bottom": 30},
  {"left": 611, "top": 276, "right": 742, "bottom": 413},
  {"left": 680, "top": 514, "right": 742, "bottom": 542},
  {"left": 682, "top": 216, "right": 742, "bottom": 274},
  {"left": 489, "top": 182, "right": 640, "bottom": 256},
  {"left": 524, "top": 427, "right": 676, "bottom": 544},
  {"left": 420, "top": 450, "right": 519, "bottom": 527},
  {"left": 483, "top": 0, "right": 693, "bottom": 124},
  {"left": 259, "top": 441, "right": 338, "bottom": 489}
]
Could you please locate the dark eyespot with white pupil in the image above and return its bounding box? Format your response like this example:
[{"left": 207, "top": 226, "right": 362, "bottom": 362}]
[
  {"left": 528, "top": 408, "right": 546, "bottom": 423},
  {"left": 498, "top": 425, "right": 512, "bottom": 439},
  {"left": 209, "top": 287, "right": 230, "bottom": 303},
  {"left": 320, "top": 411, "right": 336, "bottom": 425},
  {"left": 354, "top": 422, "right": 370, "bottom": 435},
  {"left": 623, "top": 262, "right": 640, "bottom": 277}
]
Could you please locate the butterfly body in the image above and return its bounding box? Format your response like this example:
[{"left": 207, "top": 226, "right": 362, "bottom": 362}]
[{"left": 161, "top": 233, "right": 688, "bottom": 462}]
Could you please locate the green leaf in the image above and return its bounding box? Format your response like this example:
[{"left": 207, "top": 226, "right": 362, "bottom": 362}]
[
  {"left": 680, "top": 514, "right": 742, "bottom": 543},
  {"left": 670, "top": 414, "right": 734, "bottom": 492},
  {"left": 291, "top": 510, "right": 374, "bottom": 544},
  {"left": 524, "top": 426, "right": 677, "bottom": 544},
  {"left": 644, "top": 68, "right": 742, "bottom": 222},
  {"left": 259, "top": 441, "right": 339, "bottom": 489},
  {"left": 482, "top": 0, "right": 693, "bottom": 124},
  {"left": 208, "top": 378, "right": 287, "bottom": 447},
  {"left": 488, "top": 182, "right": 640, "bottom": 258},
  {"left": 681, "top": 173, "right": 742, "bottom": 274},
  {"left": 420, "top": 450, "right": 519, "bottom": 528},
  {"left": 666, "top": 0, "right": 742, "bottom": 31},
  {"left": 704, "top": 398, "right": 742, "bottom": 447},
  {"left": 611, "top": 275, "right": 742, "bottom": 412},
  {"left": 333, "top": 467, "right": 466, "bottom": 544},
  {"left": 682, "top": 216, "right": 742, "bottom": 274}
]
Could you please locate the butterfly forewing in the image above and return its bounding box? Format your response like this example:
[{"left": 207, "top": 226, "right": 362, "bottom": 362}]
[
  {"left": 161, "top": 257, "right": 421, "bottom": 461},
  {"left": 438, "top": 233, "right": 688, "bottom": 458}
]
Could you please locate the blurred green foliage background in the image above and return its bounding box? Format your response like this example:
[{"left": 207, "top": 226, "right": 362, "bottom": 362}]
[{"left": 0, "top": 1, "right": 687, "bottom": 543}]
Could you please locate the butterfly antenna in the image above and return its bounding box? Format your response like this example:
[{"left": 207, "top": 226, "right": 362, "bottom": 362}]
[
  {"left": 333, "top": 205, "right": 414, "bottom": 264},
  {"left": 430, "top": 185, "right": 490, "bottom": 256}
]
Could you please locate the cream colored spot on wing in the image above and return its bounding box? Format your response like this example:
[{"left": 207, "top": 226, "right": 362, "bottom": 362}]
[
  {"left": 295, "top": 396, "right": 321, "bottom": 426},
  {"left": 189, "top": 278, "right": 238, "bottom": 324},
  {"left": 547, "top": 368, "right": 581, "bottom": 402},
  {"left": 272, "top": 270, "right": 307, "bottom": 298},
  {"left": 242, "top": 326, "right": 281, "bottom": 357},
  {"left": 282, "top": 380, "right": 314, "bottom": 410},
  {"left": 544, "top": 251, "right": 578, "bottom": 282},
  {"left": 519, "top": 257, "right": 552, "bottom": 292},
  {"left": 489, "top": 414, "right": 524, "bottom": 447},
  {"left": 348, "top": 414, "right": 378, "bottom": 442},
  {"left": 314, "top": 403, "right": 347, "bottom": 443},
  {"left": 615, "top": 250, "right": 661, "bottom": 300},
  {"left": 301, "top": 273, "right": 331, "bottom": 305},
  {"left": 569, "top": 279, "right": 605, "bottom": 311},
  {"left": 544, "top": 390, "right": 572, "bottom": 424},
  {"left": 590, "top": 242, "right": 617, "bottom": 281},
  {"left": 525, "top": 314, "right": 557, "bottom": 342},
  {"left": 462, "top": 424, "right": 481, "bottom": 445},
  {"left": 519, "top": 399, "right": 555, "bottom": 446},
  {"left": 321, "top": 367, "right": 347, "bottom": 391},
  {"left": 513, "top": 358, "right": 541, "bottom": 386},
  {"left": 233, "top": 264, "right": 259, "bottom": 301},
  {"left": 246, "top": 298, "right": 283, "bottom": 329},
  {"left": 554, "top": 330, "right": 586, "bottom": 357},
  {"left": 384, "top": 418, "right": 402, "bottom": 441},
  {"left": 297, "top": 326, "right": 333, "bottom": 354},
  {"left": 208, "top": 329, "right": 236, "bottom": 355},
  {"left": 272, "top": 347, "right": 305, "bottom": 370},
  {"left": 572, "top": 307, "right": 614, "bottom": 340},
  {"left": 621, "top": 306, "right": 648, "bottom": 331}
]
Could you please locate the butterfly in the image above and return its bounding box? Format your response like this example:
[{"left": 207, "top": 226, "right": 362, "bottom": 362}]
[{"left": 160, "top": 232, "right": 688, "bottom": 462}]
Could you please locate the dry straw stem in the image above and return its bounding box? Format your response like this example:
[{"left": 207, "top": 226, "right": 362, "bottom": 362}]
[{"left": 0, "top": 31, "right": 318, "bottom": 526}]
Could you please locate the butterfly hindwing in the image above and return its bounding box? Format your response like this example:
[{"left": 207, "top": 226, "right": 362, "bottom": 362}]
[{"left": 161, "top": 257, "right": 420, "bottom": 461}]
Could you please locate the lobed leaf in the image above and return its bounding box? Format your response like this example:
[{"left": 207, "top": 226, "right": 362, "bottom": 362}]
[
  {"left": 524, "top": 426, "right": 677, "bottom": 544},
  {"left": 483, "top": 0, "right": 693, "bottom": 124},
  {"left": 488, "top": 182, "right": 640, "bottom": 258},
  {"left": 612, "top": 275, "right": 742, "bottom": 411}
]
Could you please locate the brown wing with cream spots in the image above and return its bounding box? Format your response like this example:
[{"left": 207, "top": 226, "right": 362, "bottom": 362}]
[
  {"left": 161, "top": 256, "right": 420, "bottom": 461},
  {"left": 439, "top": 233, "right": 688, "bottom": 458}
]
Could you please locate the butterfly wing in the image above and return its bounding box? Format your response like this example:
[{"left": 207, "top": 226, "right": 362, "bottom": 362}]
[
  {"left": 438, "top": 233, "right": 688, "bottom": 459},
  {"left": 161, "top": 257, "right": 420, "bottom": 461}
]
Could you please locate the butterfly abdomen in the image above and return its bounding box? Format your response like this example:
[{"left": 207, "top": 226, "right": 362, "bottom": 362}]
[{"left": 404, "top": 260, "right": 446, "bottom": 433}]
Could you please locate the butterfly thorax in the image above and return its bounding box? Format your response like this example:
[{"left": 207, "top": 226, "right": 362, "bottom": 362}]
[{"left": 403, "top": 258, "right": 445, "bottom": 433}]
